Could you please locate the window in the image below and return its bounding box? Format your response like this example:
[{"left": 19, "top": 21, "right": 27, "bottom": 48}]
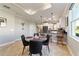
[
  {"left": 75, "top": 20, "right": 79, "bottom": 37},
  {"left": 69, "top": 4, "right": 79, "bottom": 40},
  {"left": 71, "top": 19, "right": 79, "bottom": 37}
]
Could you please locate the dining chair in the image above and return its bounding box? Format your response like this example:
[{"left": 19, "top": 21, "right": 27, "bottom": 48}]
[
  {"left": 42, "top": 34, "right": 50, "bottom": 52},
  {"left": 29, "top": 40, "right": 42, "bottom": 56},
  {"left": 21, "top": 35, "right": 29, "bottom": 55}
]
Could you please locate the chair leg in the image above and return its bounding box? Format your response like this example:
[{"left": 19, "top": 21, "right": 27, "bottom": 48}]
[
  {"left": 40, "top": 51, "right": 42, "bottom": 56},
  {"left": 48, "top": 45, "right": 50, "bottom": 52},
  {"left": 29, "top": 52, "right": 32, "bottom": 56},
  {"left": 22, "top": 46, "right": 25, "bottom": 55}
]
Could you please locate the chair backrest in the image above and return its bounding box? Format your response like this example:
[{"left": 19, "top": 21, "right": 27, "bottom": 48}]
[
  {"left": 29, "top": 40, "right": 42, "bottom": 54},
  {"left": 21, "top": 35, "right": 29, "bottom": 46},
  {"left": 46, "top": 34, "right": 50, "bottom": 43},
  {"left": 34, "top": 33, "right": 39, "bottom": 36}
]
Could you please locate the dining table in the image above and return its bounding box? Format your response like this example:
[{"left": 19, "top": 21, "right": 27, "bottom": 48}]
[{"left": 25, "top": 36, "right": 47, "bottom": 42}]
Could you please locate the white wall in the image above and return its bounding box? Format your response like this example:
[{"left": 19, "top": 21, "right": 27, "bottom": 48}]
[
  {"left": 0, "top": 9, "right": 16, "bottom": 44},
  {"left": 67, "top": 10, "right": 79, "bottom": 56},
  {"left": 67, "top": 36, "right": 79, "bottom": 55},
  {"left": 67, "top": 4, "right": 79, "bottom": 56},
  {"left": 29, "top": 23, "right": 37, "bottom": 36},
  {"left": 58, "top": 17, "right": 67, "bottom": 30},
  {"left": 0, "top": 8, "right": 37, "bottom": 45},
  {"left": 15, "top": 17, "right": 37, "bottom": 38}
]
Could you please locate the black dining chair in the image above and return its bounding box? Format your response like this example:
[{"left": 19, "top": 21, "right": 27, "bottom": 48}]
[
  {"left": 21, "top": 35, "right": 29, "bottom": 55},
  {"left": 29, "top": 40, "right": 42, "bottom": 56},
  {"left": 43, "top": 34, "right": 50, "bottom": 52}
]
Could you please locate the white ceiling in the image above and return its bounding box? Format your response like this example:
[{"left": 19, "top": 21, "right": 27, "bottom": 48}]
[{"left": 0, "top": 3, "right": 71, "bottom": 24}]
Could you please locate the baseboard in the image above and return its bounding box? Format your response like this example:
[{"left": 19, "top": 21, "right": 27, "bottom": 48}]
[
  {"left": 0, "top": 39, "right": 20, "bottom": 47},
  {"left": 67, "top": 44, "right": 74, "bottom": 56}
]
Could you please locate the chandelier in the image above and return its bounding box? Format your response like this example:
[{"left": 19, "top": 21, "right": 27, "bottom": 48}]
[{"left": 40, "top": 13, "right": 58, "bottom": 24}]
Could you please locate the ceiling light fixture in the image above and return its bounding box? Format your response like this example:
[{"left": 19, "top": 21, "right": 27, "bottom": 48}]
[
  {"left": 43, "top": 4, "right": 52, "bottom": 10},
  {"left": 24, "top": 4, "right": 52, "bottom": 15},
  {"left": 40, "top": 12, "right": 58, "bottom": 24},
  {"left": 25, "top": 9, "right": 36, "bottom": 15}
]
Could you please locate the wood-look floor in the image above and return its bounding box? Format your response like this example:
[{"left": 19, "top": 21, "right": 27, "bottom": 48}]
[{"left": 0, "top": 40, "right": 71, "bottom": 56}]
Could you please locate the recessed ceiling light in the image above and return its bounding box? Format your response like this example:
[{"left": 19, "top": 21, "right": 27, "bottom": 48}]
[{"left": 25, "top": 9, "right": 36, "bottom": 15}]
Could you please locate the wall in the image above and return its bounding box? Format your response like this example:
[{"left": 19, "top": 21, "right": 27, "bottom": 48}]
[
  {"left": 60, "top": 16, "right": 79, "bottom": 55},
  {"left": 67, "top": 36, "right": 79, "bottom": 55},
  {"left": 14, "top": 16, "right": 36, "bottom": 39},
  {"left": 59, "top": 17, "right": 67, "bottom": 29},
  {"left": 67, "top": 4, "right": 79, "bottom": 56},
  {"left": 0, "top": 9, "right": 16, "bottom": 44},
  {"left": 0, "top": 8, "right": 37, "bottom": 45}
]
